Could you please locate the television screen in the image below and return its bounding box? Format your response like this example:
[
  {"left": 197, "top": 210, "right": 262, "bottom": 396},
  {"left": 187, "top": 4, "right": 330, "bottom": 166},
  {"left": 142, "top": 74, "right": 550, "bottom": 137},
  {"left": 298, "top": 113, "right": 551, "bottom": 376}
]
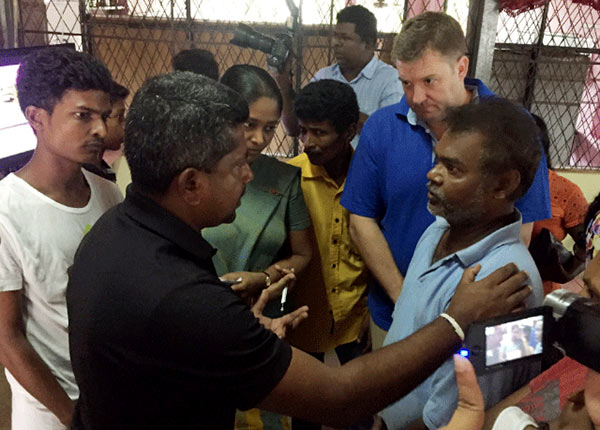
[{"left": 0, "top": 63, "right": 36, "bottom": 160}]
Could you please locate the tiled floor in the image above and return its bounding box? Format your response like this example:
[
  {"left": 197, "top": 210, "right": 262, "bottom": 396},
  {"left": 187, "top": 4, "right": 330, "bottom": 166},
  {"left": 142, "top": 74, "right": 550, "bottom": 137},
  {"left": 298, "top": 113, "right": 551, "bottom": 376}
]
[{"left": 0, "top": 367, "right": 10, "bottom": 430}]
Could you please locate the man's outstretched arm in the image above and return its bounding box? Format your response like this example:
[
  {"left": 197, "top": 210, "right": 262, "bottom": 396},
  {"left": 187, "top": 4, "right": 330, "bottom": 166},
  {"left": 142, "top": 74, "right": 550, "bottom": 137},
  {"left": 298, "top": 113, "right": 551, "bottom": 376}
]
[
  {"left": 259, "top": 263, "right": 532, "bottom": 427},
  {"left": 269, "top": 61, "right": 300, "bottom": 137}
]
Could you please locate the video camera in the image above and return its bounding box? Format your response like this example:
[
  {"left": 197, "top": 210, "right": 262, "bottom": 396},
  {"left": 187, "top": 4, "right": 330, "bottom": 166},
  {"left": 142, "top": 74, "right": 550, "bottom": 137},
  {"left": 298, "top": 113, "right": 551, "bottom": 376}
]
[
  {"left": 230, "top": 0, "right": 298, "bottom": 72},
  {"left": 462, "top": 289, "right": 600, "bottom": 374}
]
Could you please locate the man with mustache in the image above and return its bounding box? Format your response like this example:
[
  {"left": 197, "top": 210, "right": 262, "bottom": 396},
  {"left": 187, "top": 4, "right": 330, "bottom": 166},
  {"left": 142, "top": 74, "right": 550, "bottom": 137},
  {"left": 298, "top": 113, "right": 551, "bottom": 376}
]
[
  {"left": 67, "top": 72, "right": 534, "bottom": 430},
  {"left": 340, "top": 12, "right": 551, "bottom": 347},
  {"left": 379, "top": 98, "right": 544, "bottom": 430},
  {"left": 273, "top": 5, "right": 403, "bottom": 148},
  {"left": 83, "top": 81, "right": 129, "bottom": 182},
  {"left": 0, "top": 48, "right": 123, "bottom": 429},
  {"left": 288, "top": 79, "right": 370, "bottom": 429}
]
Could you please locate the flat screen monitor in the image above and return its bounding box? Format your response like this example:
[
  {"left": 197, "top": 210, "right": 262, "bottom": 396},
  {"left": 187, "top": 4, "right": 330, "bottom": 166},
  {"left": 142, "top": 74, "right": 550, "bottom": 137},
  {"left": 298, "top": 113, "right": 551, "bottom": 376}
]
[{"left": 0, "top": 44, "right": 75, "bottom": 177}]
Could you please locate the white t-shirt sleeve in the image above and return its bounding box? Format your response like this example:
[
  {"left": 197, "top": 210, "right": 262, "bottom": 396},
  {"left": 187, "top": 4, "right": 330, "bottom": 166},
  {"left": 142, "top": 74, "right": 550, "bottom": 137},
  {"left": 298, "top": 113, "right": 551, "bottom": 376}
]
[{"left": 0, "top": 220, "right": 24, "bottom": 292}]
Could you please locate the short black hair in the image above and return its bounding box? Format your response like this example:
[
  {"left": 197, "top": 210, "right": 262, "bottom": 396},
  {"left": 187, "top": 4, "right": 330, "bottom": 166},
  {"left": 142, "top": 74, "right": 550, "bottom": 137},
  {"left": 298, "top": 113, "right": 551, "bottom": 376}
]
[
  {"left": 172, "top": 49, "right": 219, "bottom": 81},
  {"left": 337, "top": 5, "right": 377, "bottom": 46},
  {"left": 109, "top": 81, "right": 129, "bottom": 104},
  {"left": 294, "top": 79, "right": 358, "bottom": 135},
  {"left": 530, "top": 113, "right": 552, "bottom": 170},
  {"left": 124, "top": 72, "right": 248, "bottom": 194},
  {"left": 16, "top": 48, "right": 112, "bottom": 114},
  {"left": 220, "top": 64, "right": 282, "bottom": 113},
  {"left": 445, "top": 98, "right": 541, "bottom": 201}
]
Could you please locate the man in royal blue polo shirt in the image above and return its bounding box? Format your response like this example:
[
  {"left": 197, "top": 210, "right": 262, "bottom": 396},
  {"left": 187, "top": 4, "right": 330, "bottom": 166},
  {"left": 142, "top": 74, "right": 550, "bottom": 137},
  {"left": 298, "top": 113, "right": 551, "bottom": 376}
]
[{"left": 340, "top": 12, "right": 551, "bottom": 341}]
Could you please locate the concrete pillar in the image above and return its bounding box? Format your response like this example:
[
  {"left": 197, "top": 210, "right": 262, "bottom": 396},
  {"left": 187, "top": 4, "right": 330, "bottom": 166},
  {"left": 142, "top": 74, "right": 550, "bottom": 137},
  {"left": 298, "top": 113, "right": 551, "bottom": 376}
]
[{"left": 466, "top": 0, "right": 500, "bottom": 82}]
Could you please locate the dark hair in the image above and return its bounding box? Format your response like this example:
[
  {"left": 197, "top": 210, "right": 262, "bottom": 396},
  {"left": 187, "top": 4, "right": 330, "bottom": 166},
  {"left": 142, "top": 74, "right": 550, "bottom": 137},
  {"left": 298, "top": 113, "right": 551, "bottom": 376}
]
[
  {"left": 220, "top": 64, "right": 282, "bottom": 113},
  {"left": 337, "top": 5, "right": 377, "bottom": 46},
  {"left": 109, "top": 81, "right": 130, "bottom": 104},
  {"left": 294, "top": 79, "right": 359, "bottom": 134},
  {"left": 16, "top": 48, "right": 112, "bottom": 114},
  {"left": 124, "top": 72, "right": 249, "bottom": 194},
  {"left": 391, "top": 12, "right": 466, "bottom": 63},
  {"left": 530, "top": 113, "right": 552, "bottom": 170},
  {"left": 172, "top": 49, "right": 219, "bottom": 81},
  {"left": 445, "top": 98, "right": 541, "bottom": 201}
]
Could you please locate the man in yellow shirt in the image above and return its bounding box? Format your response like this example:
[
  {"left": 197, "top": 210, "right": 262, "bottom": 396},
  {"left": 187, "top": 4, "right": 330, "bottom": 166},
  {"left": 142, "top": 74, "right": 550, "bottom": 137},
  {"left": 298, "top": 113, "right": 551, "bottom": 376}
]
[
  {"left": 288, "top": 80, "right": 370, "bottom": 429},
  {"left": 289, "top": 79, "right": 371, "bottom": 430}
]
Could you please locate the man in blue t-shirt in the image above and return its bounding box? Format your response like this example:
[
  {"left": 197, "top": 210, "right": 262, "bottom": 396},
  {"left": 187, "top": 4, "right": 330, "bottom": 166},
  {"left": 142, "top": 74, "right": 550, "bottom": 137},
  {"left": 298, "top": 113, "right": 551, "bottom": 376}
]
[
  {"left": 340, "top": 12, "right": 551, "bottom": 336},
  {"left": 380, "top": 98, "right": 544, "bottom": 429}
]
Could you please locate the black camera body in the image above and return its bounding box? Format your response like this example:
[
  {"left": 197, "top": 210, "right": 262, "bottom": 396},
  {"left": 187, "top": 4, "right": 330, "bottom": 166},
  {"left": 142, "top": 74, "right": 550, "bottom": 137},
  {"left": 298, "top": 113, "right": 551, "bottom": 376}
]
[
  {"left": 462, "top": 290, "right": 600, "bottom": 374},
  {"left": 230, "top": 24, "right": 292, "bottom": 72},
  {"left": 229, "top": 0, "right": 298, "bottom": 73},
  {"left": 544, "top": 290, "right": 600, "bottom": 371}
]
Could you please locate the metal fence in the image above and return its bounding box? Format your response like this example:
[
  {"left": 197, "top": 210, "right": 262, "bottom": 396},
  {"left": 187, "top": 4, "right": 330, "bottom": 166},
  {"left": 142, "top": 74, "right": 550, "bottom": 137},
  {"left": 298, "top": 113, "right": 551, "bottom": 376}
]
[
  {"left": 6, "top": 0, "right": 600, "bottom": 167},
  {"left": 492, "top": 0, "right": 600, "bottom": 169}
]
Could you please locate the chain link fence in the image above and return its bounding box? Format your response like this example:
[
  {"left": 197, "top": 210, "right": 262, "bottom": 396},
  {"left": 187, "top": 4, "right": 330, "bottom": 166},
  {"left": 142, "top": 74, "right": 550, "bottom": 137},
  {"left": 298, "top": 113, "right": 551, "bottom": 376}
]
[
  {"left": 492, "top": 0, "right": 600, "bottom": 169},
  {"left": 10, "top": 0, "right": 453, "bottom": 157},
  {"left": 8, "top": 0, "right": 600, "bottom": 166}
]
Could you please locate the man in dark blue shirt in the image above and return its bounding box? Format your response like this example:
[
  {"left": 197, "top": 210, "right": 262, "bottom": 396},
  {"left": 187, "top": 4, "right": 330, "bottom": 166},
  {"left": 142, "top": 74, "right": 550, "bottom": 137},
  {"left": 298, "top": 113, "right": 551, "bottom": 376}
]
[{"left": 341, "top": 12, "right": 551, "bottom": 336}]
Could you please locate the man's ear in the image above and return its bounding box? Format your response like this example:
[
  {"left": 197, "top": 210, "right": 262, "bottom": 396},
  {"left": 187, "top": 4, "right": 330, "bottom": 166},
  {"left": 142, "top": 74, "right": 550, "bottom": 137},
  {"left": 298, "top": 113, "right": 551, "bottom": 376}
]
[
  {"left": 176, "top": 167, "right": 208, "bottom": 206},
  {"left": 344, "top": 123, "right": 358, "bottom": 144},
  {"left": 493, "top": 169, "right": 521, "bottom": 200},
  {"left": 456, "top": 55, "right": 469, "bottom": 80},
  {"left": 24, "top": 106, "right": 47, "bottom": 134},
  {"left": 364, "top": 38, "right": 377, "bottom": 51}
]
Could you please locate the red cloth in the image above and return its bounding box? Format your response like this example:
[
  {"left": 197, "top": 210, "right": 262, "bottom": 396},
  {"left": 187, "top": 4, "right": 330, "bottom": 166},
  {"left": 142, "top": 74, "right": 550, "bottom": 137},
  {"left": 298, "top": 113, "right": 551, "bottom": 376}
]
[
  {"left": 499, "top": 0, "right": 547, "bottom": 16},
  {"left": 572, "top": 0, "right": 600, "bottom": 11},
  {"left": 517, "top": 357, "right": 588, "bottom": 422},
  {"left": 501, "top": 0, "right": 600, "bottom": 15}
]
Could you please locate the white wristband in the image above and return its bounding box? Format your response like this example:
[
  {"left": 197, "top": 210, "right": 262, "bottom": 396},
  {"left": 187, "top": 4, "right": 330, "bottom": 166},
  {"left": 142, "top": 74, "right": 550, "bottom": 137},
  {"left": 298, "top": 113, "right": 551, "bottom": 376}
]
[{"left": 439, "top": 312, "right": 465, "bottom": 341}]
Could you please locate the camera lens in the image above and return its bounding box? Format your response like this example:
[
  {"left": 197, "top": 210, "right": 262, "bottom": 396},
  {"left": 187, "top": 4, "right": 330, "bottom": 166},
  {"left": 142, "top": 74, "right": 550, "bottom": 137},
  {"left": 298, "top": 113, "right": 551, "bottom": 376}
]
[{"left": 544, "top": 289, "right": 581, "bottom": 319}]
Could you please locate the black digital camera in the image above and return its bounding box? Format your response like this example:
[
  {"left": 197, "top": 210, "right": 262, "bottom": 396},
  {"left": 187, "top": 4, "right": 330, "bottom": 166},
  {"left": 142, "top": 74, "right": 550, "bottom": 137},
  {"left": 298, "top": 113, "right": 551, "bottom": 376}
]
[
  {"left": 461, "top": 290, "right": 600, "bottom": 374},
  {"left": 230, "top": 24, "right": 292, "bottom": 72},
  {"left": 230, "top": 0, "right": 298, "bottom": 73}
]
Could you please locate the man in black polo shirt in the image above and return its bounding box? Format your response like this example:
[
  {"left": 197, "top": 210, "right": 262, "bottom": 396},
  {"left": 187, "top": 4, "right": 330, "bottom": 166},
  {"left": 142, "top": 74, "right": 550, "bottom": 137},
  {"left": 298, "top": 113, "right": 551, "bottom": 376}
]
[{"left": 66, "top": 72, "right": 533, "bottom": 429}]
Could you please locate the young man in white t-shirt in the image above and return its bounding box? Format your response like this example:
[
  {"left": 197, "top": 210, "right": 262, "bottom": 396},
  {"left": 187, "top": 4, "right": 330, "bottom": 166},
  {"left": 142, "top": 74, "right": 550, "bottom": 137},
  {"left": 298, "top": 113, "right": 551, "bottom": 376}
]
[{"left": 0, "top": 48, "right": 123, "bottom": 430}]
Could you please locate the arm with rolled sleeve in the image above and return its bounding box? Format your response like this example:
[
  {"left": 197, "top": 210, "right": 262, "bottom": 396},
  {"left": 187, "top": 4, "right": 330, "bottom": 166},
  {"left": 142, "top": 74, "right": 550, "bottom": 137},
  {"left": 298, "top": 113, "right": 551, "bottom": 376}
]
[
  {"left": 265, "top": 172, "right": 313, "bottom": 282},
  {"left": 342, "top": 122, "right": 405, "bottom": 302}
]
